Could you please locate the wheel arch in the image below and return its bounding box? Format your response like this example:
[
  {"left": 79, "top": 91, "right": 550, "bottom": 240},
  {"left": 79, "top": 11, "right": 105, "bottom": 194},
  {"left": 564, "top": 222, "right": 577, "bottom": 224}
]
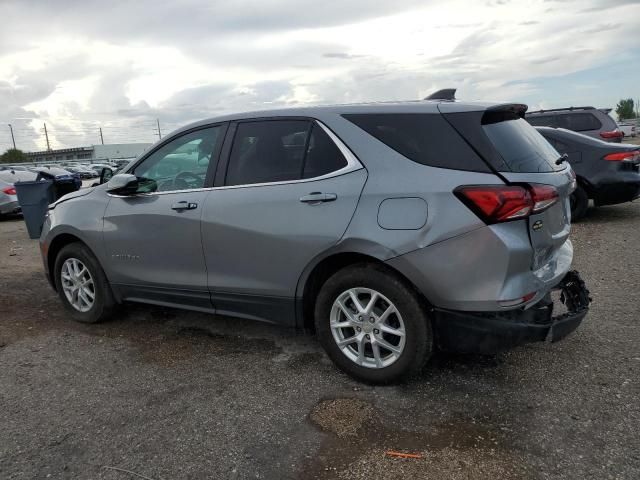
[
  {"left": 47, "top": 233, "right": 97, "bottom": 291},
  {"left": 296, "top": 248, "right": 432, "bottom": 331},
  {"left": 576, "top": 175, "right": 595, "bottom": 198}
]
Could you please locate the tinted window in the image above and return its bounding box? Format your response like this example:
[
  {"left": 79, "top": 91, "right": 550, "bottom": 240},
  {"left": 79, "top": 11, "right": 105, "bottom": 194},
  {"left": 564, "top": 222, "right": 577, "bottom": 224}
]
[
  {"left": 549, "top": 138, "right": 570, "bottom": 153},
  {"left": 557, "top": 113, "right": 601, "bottom": 132},
  {"left": 525, "top": 115, "right": 556, "bottom": 127},
  {"left": 226, "top": 120, "right": 310, "bottom": 186},
  {"left": 343, "top": 113, "right": 489, "bottom": 171},
  {"left": 483, "top": 118, "right": 562, "bottom": 172},
  {"left": 133, "top": 126, "right": 222, "bottom": 192},
  {"left": 302, "top": 124, "right": 348, "bottom": 179}
]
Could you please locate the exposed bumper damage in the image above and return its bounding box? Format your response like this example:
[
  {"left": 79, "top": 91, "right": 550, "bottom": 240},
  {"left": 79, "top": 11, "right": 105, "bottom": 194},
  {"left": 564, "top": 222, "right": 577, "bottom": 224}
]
[{"left": 433, "top": 270, "right": 591, "bottom": 354}]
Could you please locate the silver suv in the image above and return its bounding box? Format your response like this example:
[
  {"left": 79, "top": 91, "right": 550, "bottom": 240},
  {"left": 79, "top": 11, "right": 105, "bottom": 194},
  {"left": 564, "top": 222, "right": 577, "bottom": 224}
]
[{"left": 40, "top": 98, "right": 590, "bottom": 383}]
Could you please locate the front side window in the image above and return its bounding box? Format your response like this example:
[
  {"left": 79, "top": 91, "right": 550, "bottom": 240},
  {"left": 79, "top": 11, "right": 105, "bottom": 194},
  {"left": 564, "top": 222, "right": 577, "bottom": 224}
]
[
  {"left": 133, "top": 126, "right": 222, "bottom": 192},
  {"left": 225, "top": 120, "right": 348, "bottom": 186}
]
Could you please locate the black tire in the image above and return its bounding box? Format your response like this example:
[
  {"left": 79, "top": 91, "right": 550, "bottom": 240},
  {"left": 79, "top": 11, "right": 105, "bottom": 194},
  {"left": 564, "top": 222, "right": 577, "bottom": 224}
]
[
  {"left": 570, "top": 185, "right": 589, "bottom": 221},
  {"left": 315, "top": 263, "right": 432, "bottom": 384},
  {"left": 53, "top": 242, "right": 115, "bottom": 323}
]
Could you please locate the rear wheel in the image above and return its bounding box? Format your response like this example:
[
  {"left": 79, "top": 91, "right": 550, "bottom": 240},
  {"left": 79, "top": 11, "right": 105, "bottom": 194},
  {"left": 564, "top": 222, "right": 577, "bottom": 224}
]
[
  {"left": 54, "top": 242, "right": 115, "bottom": 323},
  {"left": 570, "top": 185, "right": 589, "bottom": 221},
  {"left": 315, "top": 263, "right": 432, "bottom": 383}
]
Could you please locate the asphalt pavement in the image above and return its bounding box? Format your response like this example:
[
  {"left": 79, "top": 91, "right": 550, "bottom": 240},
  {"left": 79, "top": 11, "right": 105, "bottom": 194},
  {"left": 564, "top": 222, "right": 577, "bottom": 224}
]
[{"left": 0, "top": 202, "right": 639, "bottom": 479}]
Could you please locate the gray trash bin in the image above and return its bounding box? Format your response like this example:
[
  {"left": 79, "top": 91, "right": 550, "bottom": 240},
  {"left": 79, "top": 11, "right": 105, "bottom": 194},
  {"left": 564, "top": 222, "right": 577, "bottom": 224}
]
[{"left": 14, "top": 179, "right": 54, "bottom": 239}]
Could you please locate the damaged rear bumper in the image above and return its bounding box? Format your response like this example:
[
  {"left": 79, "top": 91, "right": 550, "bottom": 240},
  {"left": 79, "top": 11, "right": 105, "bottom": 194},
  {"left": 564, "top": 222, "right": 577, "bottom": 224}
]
[{"left": 433, "top": 271, "right": 591, "bottom": 354}]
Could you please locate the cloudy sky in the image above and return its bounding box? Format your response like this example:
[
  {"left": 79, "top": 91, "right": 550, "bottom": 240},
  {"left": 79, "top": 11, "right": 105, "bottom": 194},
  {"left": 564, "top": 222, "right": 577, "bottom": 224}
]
[{"left": 0, "top": 0, "right": 638, "bottom": 152}]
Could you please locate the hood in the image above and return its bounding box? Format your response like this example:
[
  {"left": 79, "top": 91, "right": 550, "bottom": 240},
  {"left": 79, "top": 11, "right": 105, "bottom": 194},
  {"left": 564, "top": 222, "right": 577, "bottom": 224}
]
[{"left": 50, "top": 186, "right": 94, "bottom": 209}]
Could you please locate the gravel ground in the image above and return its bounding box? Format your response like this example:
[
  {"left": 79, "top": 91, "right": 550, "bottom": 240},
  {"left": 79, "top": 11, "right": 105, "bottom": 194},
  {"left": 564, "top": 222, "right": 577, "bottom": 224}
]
[{"left": 0, "top": 202, "right": 639, "bottom": 480}]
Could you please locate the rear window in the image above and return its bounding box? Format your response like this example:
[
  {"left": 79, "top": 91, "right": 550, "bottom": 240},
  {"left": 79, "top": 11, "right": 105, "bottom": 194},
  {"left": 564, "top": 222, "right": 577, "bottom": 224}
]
[
  {"left": 343, "top": 113, "right": 490, "bottom": 172},
  {"left": 483, "top": 118, "right": 563, "bottom": 173}
]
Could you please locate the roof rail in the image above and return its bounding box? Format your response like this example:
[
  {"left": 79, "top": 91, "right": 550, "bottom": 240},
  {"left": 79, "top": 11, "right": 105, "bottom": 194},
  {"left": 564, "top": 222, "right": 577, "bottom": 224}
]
[
  {"left": 527, "top": 106, "right": 595, "bottom": 114},
  {"left": 424, "top": 88, "right": 456, "bottom": 101}
]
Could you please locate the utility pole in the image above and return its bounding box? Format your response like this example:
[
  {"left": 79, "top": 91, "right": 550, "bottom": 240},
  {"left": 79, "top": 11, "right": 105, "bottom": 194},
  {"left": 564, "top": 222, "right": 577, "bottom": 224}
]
[
  {"left": 99, "top": 127, "right": 104, "bottom": 145},
  {"left": 8, "top": 124, "right": 16, "bottom": 149},
  {"left": 44, "top": 123, "right": 51, "bottom": 151},
  {"left": 156, "top": 118, "right": 162, "bottom": 139}
]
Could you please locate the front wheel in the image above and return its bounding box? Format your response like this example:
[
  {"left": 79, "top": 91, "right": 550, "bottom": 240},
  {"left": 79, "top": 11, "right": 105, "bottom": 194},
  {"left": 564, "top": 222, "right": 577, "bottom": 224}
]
[
  {"left": 315, "top": 263, "right": 432, "bottom": 384},
  {"left": 54, "top": 242, "right": 116, "bottom": 323}
]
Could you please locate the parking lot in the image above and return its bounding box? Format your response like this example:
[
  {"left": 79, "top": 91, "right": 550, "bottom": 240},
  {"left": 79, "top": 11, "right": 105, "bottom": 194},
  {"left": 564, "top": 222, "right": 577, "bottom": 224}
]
[{"left": 1, "top": 202, "right": 639, "bottom": 479}]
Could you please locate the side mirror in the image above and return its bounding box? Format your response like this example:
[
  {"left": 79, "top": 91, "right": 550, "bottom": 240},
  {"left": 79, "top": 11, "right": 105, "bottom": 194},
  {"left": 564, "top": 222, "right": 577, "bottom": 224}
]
[
  {"left": 105, "top": 174, "right": 140, "bottom": 195},
  {"left": 100, "top": 167, "right": 114, "bottom": 184}
]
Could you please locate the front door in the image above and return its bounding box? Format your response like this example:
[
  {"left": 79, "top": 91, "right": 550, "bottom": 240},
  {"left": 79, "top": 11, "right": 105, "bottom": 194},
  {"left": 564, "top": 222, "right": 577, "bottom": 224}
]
[{"left": 103, "top": 125, "right": 225, "bottom": 310}]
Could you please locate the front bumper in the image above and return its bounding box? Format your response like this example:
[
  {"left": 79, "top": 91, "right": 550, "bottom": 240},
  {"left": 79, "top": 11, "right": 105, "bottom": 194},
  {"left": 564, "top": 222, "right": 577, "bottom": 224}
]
[{"left": 433, "top": 271, "right": 591, "bottom": 354}]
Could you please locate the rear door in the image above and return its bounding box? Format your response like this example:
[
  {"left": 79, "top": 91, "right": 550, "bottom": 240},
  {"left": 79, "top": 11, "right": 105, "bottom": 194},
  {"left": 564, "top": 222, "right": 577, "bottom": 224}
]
[{"left": 201, "top": 118, "right": 366, "bottom": 323}]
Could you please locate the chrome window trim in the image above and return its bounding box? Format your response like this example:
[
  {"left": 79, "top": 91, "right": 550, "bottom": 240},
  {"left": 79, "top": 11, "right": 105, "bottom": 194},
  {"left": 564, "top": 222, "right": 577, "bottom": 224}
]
[{"left": 108, "top": 120, "right": 363, "bottom": 197}]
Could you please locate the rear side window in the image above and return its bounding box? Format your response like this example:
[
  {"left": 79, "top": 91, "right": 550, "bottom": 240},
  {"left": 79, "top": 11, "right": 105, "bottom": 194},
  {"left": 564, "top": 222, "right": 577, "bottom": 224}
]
[
  {"left": 557, "top": 113, "right": 601, "bottom": 132},
  {"left": 483, "top": 118, "right": 562, "bottom": 172},
  {"left": 303, "top": 124, "right": 348, "bottom": 179},
  {"left": 225, "top": 120, "right": 348, "bottom": 186},
  {"left": 343, "top": 113, "right": 489, "bottom": 172}
]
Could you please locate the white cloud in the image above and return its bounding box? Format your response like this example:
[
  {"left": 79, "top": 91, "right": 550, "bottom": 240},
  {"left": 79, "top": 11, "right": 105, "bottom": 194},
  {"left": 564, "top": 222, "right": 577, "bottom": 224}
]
[{"left": 0, "top": 0, "right": 638, "bottom": 151}]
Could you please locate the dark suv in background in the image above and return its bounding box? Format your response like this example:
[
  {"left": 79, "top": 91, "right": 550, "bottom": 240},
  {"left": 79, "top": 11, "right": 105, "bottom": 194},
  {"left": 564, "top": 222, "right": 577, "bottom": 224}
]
[{"left": 526, "top": 106, "right": 623, "bottom": 143}]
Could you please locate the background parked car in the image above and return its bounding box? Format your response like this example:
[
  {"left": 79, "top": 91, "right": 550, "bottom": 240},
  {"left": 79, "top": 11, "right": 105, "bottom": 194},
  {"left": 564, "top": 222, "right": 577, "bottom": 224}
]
[
  {"left": 29, "top": 166, "right": 83, "bottom": 192},
  {"left": 88, "top": 163, "right": 118, "bottom": 174},
  {"left": 66, "top": 165, "right": 99, "bottom": 179},
  {"left": 536, "top": 127, "right": 640, "bottom": 220},
  {"left": 0, "top": 165, "right": 29, "bottom": 171},
  {"left": 0, "top": 169, "right": 38, "bottom": 216},
  {"left": 618, "top": 122, "right": 637, "bottom": 138},
  {"left": 526, "top": 106, "right": 623, "bottom": 142}
]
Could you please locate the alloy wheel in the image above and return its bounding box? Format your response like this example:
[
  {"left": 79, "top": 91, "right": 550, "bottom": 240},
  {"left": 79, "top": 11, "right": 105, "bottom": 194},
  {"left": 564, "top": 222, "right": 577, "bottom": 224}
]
[
  {"left": 330, "top": 287, "right": 406, "bottom": 369},
  {"left": 60, "top": 258, "right": 95, "bottom": 312}
]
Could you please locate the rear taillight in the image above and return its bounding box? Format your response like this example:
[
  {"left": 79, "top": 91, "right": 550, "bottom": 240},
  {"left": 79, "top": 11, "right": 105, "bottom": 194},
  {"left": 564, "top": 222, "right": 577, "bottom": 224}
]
[
  {"left": 529, "top": 184, "right": 559, "bottom": 212},
  {"left": 604, "top": 151, "right": 640, "bottom": 161},
  {"left": 454, "top": 184, "right": 558, "bottom": 224},
  {"left": 600, "top": 130, "right": 624, "bottom": 139},
  {"left": 2, "top": 186, "right": 16, "bottom": 195}
]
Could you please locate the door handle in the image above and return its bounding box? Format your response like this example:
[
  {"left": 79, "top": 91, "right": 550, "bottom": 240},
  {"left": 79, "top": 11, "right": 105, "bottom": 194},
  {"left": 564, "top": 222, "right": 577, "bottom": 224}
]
[
  {"left": 171, "top": 201, "right": 198, "bottom": 211},
  {"left": 299, "top": 192, "right": 337, "bottom": 204}
]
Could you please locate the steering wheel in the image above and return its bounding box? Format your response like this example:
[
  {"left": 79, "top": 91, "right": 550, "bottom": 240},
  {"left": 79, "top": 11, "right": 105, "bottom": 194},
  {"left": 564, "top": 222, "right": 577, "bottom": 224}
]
[{"left": 173, "top": 171, "right": 202, "bottom": 190}]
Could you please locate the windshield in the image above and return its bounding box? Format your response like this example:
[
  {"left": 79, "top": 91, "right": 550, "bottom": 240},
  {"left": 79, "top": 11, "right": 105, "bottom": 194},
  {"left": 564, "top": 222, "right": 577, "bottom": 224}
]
[{"left": 483, "top": 118, "right": 564, "bottom": 173}]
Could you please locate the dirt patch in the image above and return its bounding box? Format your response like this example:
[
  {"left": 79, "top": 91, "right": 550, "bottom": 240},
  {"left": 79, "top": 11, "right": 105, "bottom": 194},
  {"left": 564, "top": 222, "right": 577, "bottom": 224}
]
[
  {"left": 305, "top": 398, "right": 531, "bottom": 479},
  {"left": 287, "top": 351, "right": 327, "bottom": 371},
  {"left": 333, "top": 446, "right": 530, "bottom": 480},
  {"left": 310, "top": 398, "right": 375, "bottom": 438}
]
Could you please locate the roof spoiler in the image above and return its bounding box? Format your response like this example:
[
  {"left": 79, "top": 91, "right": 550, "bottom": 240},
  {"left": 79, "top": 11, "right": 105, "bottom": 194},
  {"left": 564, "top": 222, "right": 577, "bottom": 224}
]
[
  {"left": 424, "top": 88, "right": 456, "bottom": 101},
  {"left": 481, "top": 104, "right": 528, "bottom": 124}
]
